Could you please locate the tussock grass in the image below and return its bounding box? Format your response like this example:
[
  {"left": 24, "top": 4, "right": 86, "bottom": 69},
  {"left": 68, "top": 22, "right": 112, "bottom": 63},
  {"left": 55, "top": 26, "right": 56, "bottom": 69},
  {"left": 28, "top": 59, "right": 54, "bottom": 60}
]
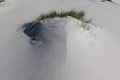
[
  {"left": 35, "top": 10, "right": 92, "bottom": 29},
  {"left": 26, "top": 10, "right": 92, "bottom": 30},
  {"left": 36, "top": 10, "right": 91, "bottom": 24}
]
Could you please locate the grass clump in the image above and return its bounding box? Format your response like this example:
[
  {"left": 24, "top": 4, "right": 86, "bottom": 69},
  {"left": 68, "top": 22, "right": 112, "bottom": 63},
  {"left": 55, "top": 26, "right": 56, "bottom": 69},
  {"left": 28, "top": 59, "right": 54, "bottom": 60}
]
[
  {"left": 36, "top": 10, "right": 91, "bottom": 23},
  {"left": 35, "top": 10, "right": 92, "bottom": 30}
]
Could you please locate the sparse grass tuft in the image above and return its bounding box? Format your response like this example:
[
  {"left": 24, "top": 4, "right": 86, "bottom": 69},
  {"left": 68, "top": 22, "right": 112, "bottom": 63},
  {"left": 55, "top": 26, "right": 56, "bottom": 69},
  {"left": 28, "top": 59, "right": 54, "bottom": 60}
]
[
  {"left": 36, "top": 10, "right": 90, "bottom": 23},
  {"left": 34, "top": 10, "right": 92, "bottom": 29}
]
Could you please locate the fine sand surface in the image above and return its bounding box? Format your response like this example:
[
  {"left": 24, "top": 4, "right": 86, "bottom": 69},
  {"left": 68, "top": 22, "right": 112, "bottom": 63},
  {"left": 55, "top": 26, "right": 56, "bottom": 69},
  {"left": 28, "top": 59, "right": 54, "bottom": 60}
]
[{"left": 0, "top": 0, "right": 120, "bottom": 80}]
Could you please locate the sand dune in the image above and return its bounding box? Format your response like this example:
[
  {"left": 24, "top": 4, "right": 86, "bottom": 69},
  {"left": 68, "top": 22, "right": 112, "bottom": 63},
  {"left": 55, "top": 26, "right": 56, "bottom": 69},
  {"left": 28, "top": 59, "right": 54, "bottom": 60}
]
[{"left": 0, "top": 0, "right": 120, "bottom": 80}]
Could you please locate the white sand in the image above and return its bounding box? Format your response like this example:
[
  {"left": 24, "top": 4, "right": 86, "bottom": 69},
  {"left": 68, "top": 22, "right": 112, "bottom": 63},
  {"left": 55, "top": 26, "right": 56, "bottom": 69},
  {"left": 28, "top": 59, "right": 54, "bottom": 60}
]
[{"left": 0, "top": 0, "right": 120, "bottom": 80}]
